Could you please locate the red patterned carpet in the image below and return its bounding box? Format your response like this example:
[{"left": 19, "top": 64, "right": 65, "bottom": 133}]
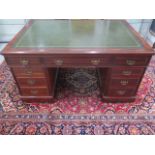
[{"left": 0, "top": 56, "right": 155, "bottom": 135}]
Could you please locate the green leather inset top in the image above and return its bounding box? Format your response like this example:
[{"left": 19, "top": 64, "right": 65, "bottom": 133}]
[{"left": 13, "top": 20, "right": 142, "bottom": 48}]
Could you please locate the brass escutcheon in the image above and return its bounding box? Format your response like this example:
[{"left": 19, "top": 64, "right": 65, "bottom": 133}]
[
  {"left": 20, "top": 59, "right": 29, "bottom": 66},
  {"left": 91, "top": 59, "right": 100, "bottom": 65},
  {"left": 30, "top": 90, "right": 38, "bottom": 95},
  {"left": 55, "top": 59, "right": 63, "bottom": 66},
  {"left": 122, "top": 70, "right": 132, "bottom": 76},
  {"left": 126, "top": 60, "right": 136, "bottom": 66},
  {"left": 117, "top": 90, "right": 126, "bottom": 95},
  {"left": 27, "top": 79, "right": 35, "bottom": 85},
  {"left": 25, "top": 70, "right": 32, "bottom": 75},
  {"left": 120, "top": 80, "right": 128, "bottom": 86}
]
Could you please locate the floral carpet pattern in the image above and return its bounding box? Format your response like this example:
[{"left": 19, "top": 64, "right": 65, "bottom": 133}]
[
  {"left": 1, "top": 120, "right": 155, "bottom": 135},
  {"left": 1, "top": 113, "right": 155, "bottom": 135},
  {"left": 0, "top": 55, "right": 155, "bottom": 135}
]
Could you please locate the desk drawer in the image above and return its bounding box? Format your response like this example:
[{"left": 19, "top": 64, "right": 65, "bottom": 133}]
[
  {"left": 110, "top": 78, "right": 140, "bottom": 87},
  {"left": 114, "top": 56, "right": 150, "bottom": 66},
  {"left": 6, "top": 57, "right": 41, "bottom": 66},
  {"left": 20, "top": 87, "right": 49, "bottom": 96},
  {"left": 107, "top": 88, "right": 136, "bottom": 97},
  {"left": 12, "top": 68, "right": 46, "bottom": 77},
  {"left": 16, "top": 77, "right": 48, "bottom": 87},
  {"left": 111, "top": 67, "right": 145, "bottom": 78},
  {"left": 43, "top": 57, "right": 111, "bottom": 67}
]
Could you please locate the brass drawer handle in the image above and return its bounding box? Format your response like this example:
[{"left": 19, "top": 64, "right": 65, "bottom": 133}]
[
  {"left": 25, "top": 70, "right": 33, "bottom": 75},
  {"left": 20, "top": 59, "right": 29, "bottom": 66},
  {"left": 120, "top": 80, "right": 128, "bottom": 86},
  {"left": 122, "top": 70, "right": 132, "bottom": 76},
  {"left": 126, "top": 60, "right": 136, "bottom": 66},
  {"left": 117, "top": 90, "right": 126, "bottom": 95},
  {"left": 91, "top": 59, "right": 100, "bottom": 65},
  {"left": 55, "top": 59, "right": 63, "bottom": 66},
  {"left": 27, "top": 79, "right": 36, "bottom": 85},
  {"left": 30, "top": 90, "right": 38, "bottom": 95}
]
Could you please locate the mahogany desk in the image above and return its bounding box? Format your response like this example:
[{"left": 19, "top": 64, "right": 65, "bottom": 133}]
[{"left": 1, "top": 20, "right": 154, "bottom": 103}]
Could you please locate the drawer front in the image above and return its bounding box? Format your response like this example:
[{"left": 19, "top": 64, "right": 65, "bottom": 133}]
[
  {"left": 111, "top": 67, "right": 145, "bottom": 78},
  {"left": 110, "top": 78, "right": 140, "bottom": 87},
  {"left": 114, "top": 56, "right": 150, "bottom": 66},
  {"left": 20, "top": 88, "right": 49, "bottom": 96},
  {"left": 43, "top": 56, "right": 112, "bottom": 67},
  {"left": 6, "top": 57, "right": 41, "bottom": 66},
  {"left": 12, "top": 68, "right": 46, "bottom": 77},
  {"left": 16, "top": 77, "right": 48, "bottom": 87},
  {"left": 107, "top": 89, "right": 136, "bottom": 97}
]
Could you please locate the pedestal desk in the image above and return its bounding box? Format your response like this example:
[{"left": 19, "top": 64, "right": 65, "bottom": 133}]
[{"left": 1, "top": 20, "right": 154, "bottom": 103}]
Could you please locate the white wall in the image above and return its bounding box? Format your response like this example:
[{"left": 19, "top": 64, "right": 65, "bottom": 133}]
[
  {"left": 127, "top": 19, "right": 155, "bottom": 45},
  {"left": 0, "top": 19, "right": 26, "bottom": 42},
  {"left": 0, "top": 19, "right": 27, "bottom": 63},
  {"left": 127, "top": 19, "right": 143, "bottom": 32}
]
